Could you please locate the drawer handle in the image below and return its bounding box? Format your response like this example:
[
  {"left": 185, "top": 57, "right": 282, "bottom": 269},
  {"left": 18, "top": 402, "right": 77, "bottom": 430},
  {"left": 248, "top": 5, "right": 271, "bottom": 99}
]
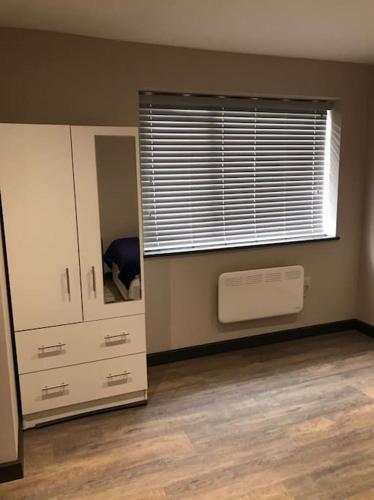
[
  {"left": 104, "top": 333, "right": 130, "bottom": 343},
  {"left": 42, "top": 382, "right": 69, "bottom": 394},
  {"left": 38, "top": 342, "right": 66, "bottom": 354},
  {"left": 106, "top": 371, "right": 131, "bottom": 381}
]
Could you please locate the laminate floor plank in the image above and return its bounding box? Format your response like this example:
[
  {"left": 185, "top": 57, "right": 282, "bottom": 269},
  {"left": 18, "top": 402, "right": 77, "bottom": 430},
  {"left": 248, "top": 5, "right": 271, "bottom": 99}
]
[{"left": 1, "top": 330, "right": 374, "bottom": 499}]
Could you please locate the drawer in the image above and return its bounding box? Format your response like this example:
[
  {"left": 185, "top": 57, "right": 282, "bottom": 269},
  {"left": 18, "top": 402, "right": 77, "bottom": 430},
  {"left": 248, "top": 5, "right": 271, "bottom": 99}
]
[
  {"left": 16, "top": 315, "right": 146, "bottom": 374},
  {"left": 20, "top": 353, "right": 147, "bottom": 415}
]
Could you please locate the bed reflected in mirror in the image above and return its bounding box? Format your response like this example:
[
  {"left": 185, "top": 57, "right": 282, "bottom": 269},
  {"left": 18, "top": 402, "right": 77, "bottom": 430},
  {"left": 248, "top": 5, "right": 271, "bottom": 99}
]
[{"left": 95, "top": 135, "right": 141, "bottom": 304}]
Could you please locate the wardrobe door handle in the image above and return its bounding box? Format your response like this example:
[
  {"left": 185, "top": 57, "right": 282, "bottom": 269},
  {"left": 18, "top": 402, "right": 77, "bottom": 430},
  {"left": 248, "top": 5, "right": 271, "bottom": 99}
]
[
  {"left": 92, "top": 266, "right": 97, "bottom": 293},
  {"left": 65, "top": 268, "right": 71, "bottom": 300}
]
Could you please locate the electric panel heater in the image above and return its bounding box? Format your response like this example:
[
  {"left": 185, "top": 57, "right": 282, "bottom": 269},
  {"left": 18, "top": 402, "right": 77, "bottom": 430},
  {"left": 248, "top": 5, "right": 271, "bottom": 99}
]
[{"left": 218, "top": 265, "right": 304, "bottom": 323}]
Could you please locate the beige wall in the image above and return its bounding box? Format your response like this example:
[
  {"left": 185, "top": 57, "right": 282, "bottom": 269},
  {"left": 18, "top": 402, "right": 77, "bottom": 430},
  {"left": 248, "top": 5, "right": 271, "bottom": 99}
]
[
  {"left": 0, "top": 219, "right": 19, "bottom": 463},
  {"left": 0, "top": 28, "right": 371, "bottom": 352},
  {"left": 358, "top": 70, "right": 374, "bottom": 325}
]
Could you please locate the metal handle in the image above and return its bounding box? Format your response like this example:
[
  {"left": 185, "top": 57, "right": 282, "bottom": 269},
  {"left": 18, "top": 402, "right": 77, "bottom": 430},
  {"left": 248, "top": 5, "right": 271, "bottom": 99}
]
[
  {"left": 106, "top": 371, "right": 130, "bottom": 380},
  {"left": 65, "top": 268, "right": 71, "bottom": 300},
  {"left": 38, "top": 342, "right": 66, "bottom": 352},
  {"left": 104, "top": 332, "right": 130, "bottom": 343},
  {"left": 42, "top": 382, "right": 69, "bottom": 393},
  {"left": 92, "top": 266, "right": 97, "bottom": 293}
]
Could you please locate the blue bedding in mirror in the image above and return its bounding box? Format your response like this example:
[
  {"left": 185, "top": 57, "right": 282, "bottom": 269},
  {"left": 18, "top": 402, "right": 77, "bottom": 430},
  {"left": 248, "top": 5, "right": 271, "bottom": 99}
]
[{"left": 103, "top": 237, "right": 140, "bottom": 289}]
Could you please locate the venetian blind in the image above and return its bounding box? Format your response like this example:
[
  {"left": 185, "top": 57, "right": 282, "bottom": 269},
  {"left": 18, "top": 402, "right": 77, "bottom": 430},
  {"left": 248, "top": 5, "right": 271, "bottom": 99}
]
[{"left": 139, "top": 93, "right": 331, "bottom": 255}]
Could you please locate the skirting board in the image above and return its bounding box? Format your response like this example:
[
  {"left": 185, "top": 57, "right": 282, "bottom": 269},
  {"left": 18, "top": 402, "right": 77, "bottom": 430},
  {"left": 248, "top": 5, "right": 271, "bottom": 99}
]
[
  {"left": 355, "top": 320, "right": 374, "bottom": 338},
  {"left": 147, "top": 319, "right": 373, "bottom": 366},
  {"left": 0, "top": 422, "right": 23, "bottom": 484}
]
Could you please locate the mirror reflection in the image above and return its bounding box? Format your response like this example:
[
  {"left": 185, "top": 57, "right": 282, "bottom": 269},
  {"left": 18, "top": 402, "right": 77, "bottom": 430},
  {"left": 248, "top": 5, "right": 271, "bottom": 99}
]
[{"left": 95, "top": 135, "right": 141, "bottom": 304}]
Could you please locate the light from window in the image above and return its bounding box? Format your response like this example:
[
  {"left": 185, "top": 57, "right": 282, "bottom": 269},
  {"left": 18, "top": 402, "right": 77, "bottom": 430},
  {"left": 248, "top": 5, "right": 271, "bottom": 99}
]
[{"left": 139, "top": 93, "right": 338, "bottom": 256}]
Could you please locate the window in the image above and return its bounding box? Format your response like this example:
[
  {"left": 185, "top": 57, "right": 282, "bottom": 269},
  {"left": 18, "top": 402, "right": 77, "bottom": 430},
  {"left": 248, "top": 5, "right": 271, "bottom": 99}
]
[{"left": 139, "top": 92, "right": 339, "bottom": 256}]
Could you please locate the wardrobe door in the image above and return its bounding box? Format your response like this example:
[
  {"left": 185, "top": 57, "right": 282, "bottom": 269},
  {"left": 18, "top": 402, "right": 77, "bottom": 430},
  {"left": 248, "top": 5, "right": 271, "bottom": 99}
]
[
  {"left": 71, "top": 127, "right": 144, "bottom": 321},
  {"left": 0, "top": 124, "right": 83, "bottom": 331}
]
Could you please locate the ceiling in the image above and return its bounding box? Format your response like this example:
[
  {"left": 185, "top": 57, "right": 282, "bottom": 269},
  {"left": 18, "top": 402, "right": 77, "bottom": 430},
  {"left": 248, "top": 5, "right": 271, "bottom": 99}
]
[{"left": 1, "top": 0, "right": 374, "bottom": 64}]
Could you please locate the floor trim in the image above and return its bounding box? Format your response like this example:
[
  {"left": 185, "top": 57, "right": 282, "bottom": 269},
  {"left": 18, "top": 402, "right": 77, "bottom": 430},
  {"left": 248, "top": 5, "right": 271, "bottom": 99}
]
[
  {"left": 147, "top": 319, "right": 359, "bottom": 366},
  {"left": 0, "top": 422, "right": 23, "bottom": 484},
  {"left": 355, "top": 319, "right": 374, "bottom": 338}
]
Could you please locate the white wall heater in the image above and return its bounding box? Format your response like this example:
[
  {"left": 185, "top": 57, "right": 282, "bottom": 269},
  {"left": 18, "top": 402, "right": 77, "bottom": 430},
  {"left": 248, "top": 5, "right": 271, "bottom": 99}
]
[{"left": 218, "top": 265, "right": 304, "bottom": 323}]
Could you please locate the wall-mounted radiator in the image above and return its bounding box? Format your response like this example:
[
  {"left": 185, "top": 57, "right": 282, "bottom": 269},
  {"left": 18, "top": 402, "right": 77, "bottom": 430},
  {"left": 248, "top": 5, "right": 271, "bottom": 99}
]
[{"left": 218, "top": 265, "right": 304, "bottom": 323}]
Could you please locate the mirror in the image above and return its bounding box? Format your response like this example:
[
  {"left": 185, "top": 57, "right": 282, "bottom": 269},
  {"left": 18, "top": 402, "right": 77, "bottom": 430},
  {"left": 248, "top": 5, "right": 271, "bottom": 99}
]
[{"left": 95, "top": 135, "right": 141, "bottom": 304}]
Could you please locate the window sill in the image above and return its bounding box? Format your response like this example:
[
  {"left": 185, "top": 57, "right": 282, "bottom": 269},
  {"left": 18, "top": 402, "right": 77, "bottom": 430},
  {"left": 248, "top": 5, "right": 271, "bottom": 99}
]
[{"left": 144, "top": 236, "right": 340, "bottom": 258}]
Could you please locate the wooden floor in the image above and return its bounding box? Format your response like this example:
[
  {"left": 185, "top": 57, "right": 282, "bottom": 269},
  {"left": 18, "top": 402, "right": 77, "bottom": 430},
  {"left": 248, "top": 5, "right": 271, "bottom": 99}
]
[{"left": 2, "top": 330, "right": 374, "bottom": 499}]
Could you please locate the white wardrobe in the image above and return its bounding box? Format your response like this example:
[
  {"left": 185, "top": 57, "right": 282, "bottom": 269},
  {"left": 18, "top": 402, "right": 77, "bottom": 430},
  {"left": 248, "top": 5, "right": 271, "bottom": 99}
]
[{"left": 0, "top": 124, "right": 147, "bottom": 429}]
